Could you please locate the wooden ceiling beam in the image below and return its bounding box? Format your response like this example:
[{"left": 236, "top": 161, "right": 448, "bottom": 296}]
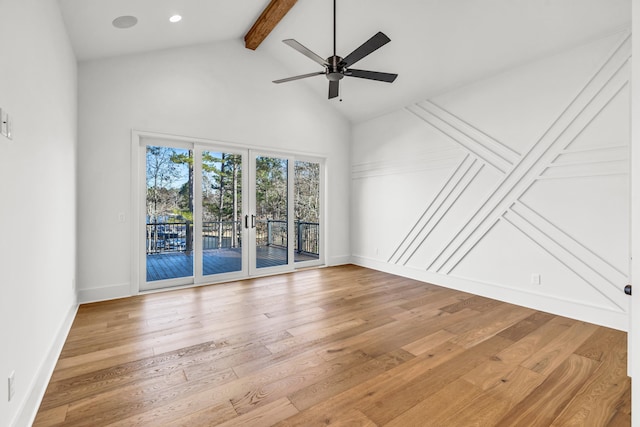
[{"left": 245, "top": 0, "right": 297, "bottom": 50}]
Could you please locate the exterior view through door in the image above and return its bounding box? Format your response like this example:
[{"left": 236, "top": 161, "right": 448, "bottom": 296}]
[
  {"left": 251, "top": 155, "right": 321, "bottom": 272},
  {"left": 141, "top": 137, "right": 322, "bottom": 290}
]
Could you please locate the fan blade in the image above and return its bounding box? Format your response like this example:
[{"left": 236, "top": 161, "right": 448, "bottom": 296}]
[
  {"left": 329, "top": 80, "right": 339, "bottom": 99},
  {"left": 341, "top": 32, "right": 391, "bottom": 67},
  {"left": 346, "top": 69, "right": 398, "bottom": 83},
  {"left": 273, "top": 71, "right": 325, "bottom": 84},
  {"left": 283, "top": 39, "right": 329, "bottom": 67}
]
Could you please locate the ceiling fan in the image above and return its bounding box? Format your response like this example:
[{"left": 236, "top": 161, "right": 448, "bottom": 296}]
[{"left": 273, "top": 0, "right": 398, "bottom": 99}]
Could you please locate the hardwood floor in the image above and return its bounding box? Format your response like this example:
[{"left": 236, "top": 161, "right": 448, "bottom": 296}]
[{"left": 34, "top": 265, "right": 630, "bottom": 426}]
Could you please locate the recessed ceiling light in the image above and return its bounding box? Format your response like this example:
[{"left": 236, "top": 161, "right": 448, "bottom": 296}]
[
  {"left": 169, "top": 15, "right": 182, "bottom": 23},
  {"left": 112, "top": 15, "right": 138, "bottom": 29}
]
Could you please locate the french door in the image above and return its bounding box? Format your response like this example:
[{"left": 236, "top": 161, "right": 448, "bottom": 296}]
[
  {"left": 137, "top": 135, "right": 322, "bottom": 291},
  {"left": 249, "top": 153, "right": 292, "bottom": 275}
]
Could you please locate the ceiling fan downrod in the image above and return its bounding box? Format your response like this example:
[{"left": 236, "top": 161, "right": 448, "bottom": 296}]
[{"left": 333, "top": 0, "right": 337, "bottom": 58}]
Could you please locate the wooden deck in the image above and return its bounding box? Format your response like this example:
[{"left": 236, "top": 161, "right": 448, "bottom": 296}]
[
  {"left": 34, "top": 265, "right": 630, "bottom": 426},
  {"left": 147, "top": 247, "right": 319, "bottom": 281}
]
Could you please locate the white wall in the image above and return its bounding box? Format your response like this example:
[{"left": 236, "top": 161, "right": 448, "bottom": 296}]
[
  {"left": 0, "top": 0, "right": 78, "bottom": 425},
  {"left": 352, "top": 30, "right": 630, "bottom": 331},
  {"left": 77, "top": 40, "right": 351, "bottom": 302}
]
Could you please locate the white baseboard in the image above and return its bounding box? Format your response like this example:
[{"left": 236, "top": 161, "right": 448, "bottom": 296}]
[
  {"left": 352, "top": 255, "right": 629, "bottom": 332},
  {"left": 327, "top": 254, "right": 352, "bottom": 266},
  {"left": 78, "top": 283, "right": 131, "bottom": 304},
  {"left": 12, "top": 303, "right": 78, "bottom": 427}
]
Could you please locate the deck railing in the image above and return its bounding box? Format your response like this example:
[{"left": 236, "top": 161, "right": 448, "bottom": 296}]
[
  {"left": 202, "top": 221, "right": 241, "bottom": 250},
  {"left": 146, "top": 222, "right": 189, "bottom": 253},
  {"left": 255, "top": 220, "right": 319, "bottom": 255},
  {"left": 296, "top": 221, "right": 319, "bottom": 255},
  {"left": 147, "top": 220, "right": 319, "bottom": 256}
]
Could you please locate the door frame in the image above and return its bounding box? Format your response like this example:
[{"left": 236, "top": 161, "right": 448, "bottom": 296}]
[
  {"left": 133, "top": 134, "right": 251, "bottom": 292},
  {"left": 248, "top": 150, "right": 296, "bottom": 277},
  {"left": 131, "top": 130, "right": 326, "bottom": 295},
  {"left": 630, "top": 6, "right": 639, "bottom": 424},
  {"left": 194, "top": 145, "right": 250, "bottom": 285},
  {"left": 292, "top": 154, "right": 326, "bottom": 269},
  {"left": 247, "top": 151, "right": 326, "bottom": 275},
  {"left": 137, "top": 137, "right": 198, "bottom": 290}
]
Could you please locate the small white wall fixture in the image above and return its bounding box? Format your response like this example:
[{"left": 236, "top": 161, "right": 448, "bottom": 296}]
[{"left": 352, "top": 30, "right": 630, "bottom": 330}]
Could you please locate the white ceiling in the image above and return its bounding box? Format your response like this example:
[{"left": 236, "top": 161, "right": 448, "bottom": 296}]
[{"left": 58, "top": 0, "right": 630, "bottom": 123}]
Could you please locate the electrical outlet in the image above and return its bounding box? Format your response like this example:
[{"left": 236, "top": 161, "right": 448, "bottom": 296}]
[
  {"left": 531, "top": 273, "right": 541, "bottom": 285},
  {"left": 8, "top": 371, "right": 15, "bottom": 402},
  {"left": 118, "top": 212, "right": 126, "bottom": 223}
]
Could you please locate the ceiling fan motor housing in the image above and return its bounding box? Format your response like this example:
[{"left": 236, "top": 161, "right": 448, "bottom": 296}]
[{"left": 327, "top": 55, "right": 344, "bottom": 81}]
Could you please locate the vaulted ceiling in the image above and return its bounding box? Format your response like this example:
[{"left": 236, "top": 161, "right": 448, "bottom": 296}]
[{"left": 58, "top": 0, "right": 630, "bottom": 122}]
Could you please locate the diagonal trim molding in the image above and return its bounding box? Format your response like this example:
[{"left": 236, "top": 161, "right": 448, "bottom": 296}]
[
  {"left": 419, "top": 100, "right": 521, "bottom": 165},
  {"left": 425, "top": 34, "right": 630, "bottom": 274},
  {"left": 381, "top": 31, "right": 631, "bottom": 314},
  {"left": 436, "top": 72, "right": 629, "bottom": 275},
  {"left": 389, "top": 155, "right": 485, "bottom": 266},
  {"left": 502, "top": 202, "right": 626, "bottom": 311},
  {"left": 405, "top": 104, "right": 513, "bottom": 174}
]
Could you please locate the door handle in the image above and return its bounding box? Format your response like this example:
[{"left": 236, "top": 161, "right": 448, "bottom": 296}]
[{"left": 245, "top": 215, "right": 256, "bottom": 229}]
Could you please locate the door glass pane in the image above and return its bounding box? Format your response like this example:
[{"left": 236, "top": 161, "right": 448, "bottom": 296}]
[
  {"left": 202, "top": 152, "right": 243, "bottom": 275},
  {"left": 294, "top": 160, "right": 320, "bottom": 262},
  {"left": 146, "top": 146, "right": 194, "bottom": 281},
  {"left": 255, "top": 156, "right": 288, "bottom": 269}
]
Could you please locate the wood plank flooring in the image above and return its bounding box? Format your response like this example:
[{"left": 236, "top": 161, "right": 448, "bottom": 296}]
[{"left": 34, "top": 265, "right": 630, "bottom": 426}]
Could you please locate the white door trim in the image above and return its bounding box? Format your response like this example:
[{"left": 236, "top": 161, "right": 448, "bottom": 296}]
[
  {"left": 630, "top": 4, "right": 638, "bottom": 425},
  {"left": 130, "top": 130, "right": 326, "bottom": 294}
]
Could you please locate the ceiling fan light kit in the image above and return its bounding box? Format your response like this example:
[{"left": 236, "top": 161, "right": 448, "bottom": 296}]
[{"left": 273, "top": 0, "right": 398, "bottom": 99}]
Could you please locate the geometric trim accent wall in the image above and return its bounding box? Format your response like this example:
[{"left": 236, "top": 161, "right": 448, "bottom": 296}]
[{"left": 352, "top": 31, "right": 630, "bottom": 322}]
